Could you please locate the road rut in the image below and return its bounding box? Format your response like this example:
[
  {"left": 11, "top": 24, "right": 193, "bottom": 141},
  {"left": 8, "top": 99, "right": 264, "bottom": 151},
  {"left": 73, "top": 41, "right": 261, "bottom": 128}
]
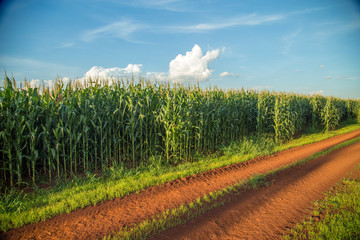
[{"left": 154, "top": 140, "right": 360, "bottom": 239}]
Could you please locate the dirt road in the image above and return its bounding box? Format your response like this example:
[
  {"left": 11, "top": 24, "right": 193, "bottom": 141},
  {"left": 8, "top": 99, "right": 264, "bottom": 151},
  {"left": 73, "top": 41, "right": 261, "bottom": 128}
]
[
  {"left": 2, "top": 129, "right": 360, "bottom": 240},
  {"left": 154, "top": 140, "right": 360, "bottom": 240}
]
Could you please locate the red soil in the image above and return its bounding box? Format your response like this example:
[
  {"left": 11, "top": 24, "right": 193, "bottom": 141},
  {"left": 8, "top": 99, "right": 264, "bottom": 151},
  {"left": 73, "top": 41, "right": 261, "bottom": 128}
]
[
  {"left": 154, "top": 140, "right": 360, "bottom": 240},
  {"left": 2, "top": 129, "right": 360, "bottom": 240}
]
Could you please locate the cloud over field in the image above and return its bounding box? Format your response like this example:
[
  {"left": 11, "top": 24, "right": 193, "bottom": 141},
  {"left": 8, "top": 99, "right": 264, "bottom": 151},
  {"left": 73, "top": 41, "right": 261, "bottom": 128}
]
[
  {"left": 83, "top": 44, "right": 220, "bottom": 83},
  {"left": 30, "top": 79, "right": 55, "bottom": 88},
  {"left": 168, "top": 44, "right": 220, "bottom": 82},
  {"left": 220, "top": 72, "right": 237, "bottom": 77},
  {"left": 83, "top": 64, "right": 143, "bottom": 79},
  {"left": 310, "top": 90, "right": 324, "bottom": 95},
  {"left": 27, "top": 77, "right": 71, "bottom": 89},
  {"left": 82, "top": 20, "right": 143, "bottom": 42},
  {"left": 30, "top": 79, "right": 41, "bottom": 88}
]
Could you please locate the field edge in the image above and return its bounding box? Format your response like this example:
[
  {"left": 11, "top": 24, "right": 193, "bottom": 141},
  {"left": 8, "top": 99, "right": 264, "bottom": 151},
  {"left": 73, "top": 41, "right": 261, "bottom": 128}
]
[{"left": 104, "top": 136, "right": 360, "bottom": 240}]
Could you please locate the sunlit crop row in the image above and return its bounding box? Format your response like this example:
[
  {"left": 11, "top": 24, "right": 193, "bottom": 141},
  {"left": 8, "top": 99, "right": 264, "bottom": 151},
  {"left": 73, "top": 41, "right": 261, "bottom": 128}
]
[{"left": 1, "top": 75, "right": 359, "bottom": 186}]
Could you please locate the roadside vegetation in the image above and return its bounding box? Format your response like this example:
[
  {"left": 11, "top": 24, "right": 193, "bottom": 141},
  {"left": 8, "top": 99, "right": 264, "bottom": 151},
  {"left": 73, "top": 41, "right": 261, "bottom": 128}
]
[
  {"left": 106, "top": 137, "right": 360, "bottom": 240},
  {"left": 283, "top": 164, "right": 360, "bottom": 240},
  {"left": 1, "top": 75, "right": 359, "bottom": 188},
  {"left": 0, "top": 119, "right": 359, "bottom": 232},
  {"left": 1, "top": 74, "right": 360, "bottom": 232}
]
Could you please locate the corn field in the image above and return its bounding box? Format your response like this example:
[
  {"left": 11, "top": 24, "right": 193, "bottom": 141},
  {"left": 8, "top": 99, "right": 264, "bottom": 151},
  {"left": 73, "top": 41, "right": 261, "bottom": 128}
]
[{"left": 1, "top": 75, "right": 359, "bottom": 187}]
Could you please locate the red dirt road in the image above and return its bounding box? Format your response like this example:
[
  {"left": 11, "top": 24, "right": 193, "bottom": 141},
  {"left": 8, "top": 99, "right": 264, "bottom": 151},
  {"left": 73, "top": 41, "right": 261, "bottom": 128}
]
[
  {"left": 2, "top": 129, "right": 360, "bottom": 240},
  {"left": 154, "top": 140, "right": 360, "bottom": 240}
]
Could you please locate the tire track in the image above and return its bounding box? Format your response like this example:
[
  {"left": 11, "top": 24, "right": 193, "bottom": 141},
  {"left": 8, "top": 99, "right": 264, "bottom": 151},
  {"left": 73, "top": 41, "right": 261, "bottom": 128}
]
[{"left": 154, "top": 140, "right": 360, "bottom": 240}]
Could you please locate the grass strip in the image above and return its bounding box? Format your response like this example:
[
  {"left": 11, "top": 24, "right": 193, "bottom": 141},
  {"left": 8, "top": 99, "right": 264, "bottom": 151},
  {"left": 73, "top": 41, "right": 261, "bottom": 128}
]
[
  {"left": 104, "top": 174, "right": 270, "bottom": 240},
  {"left": 282, "top": 164, "right": 360, "bottom": 240},
  {"left": 105, "top": 136, "right": 360, "bottom": 240},
  {"left": 1, "top": 123, "right": 359, "bottom": 232},
  {"left": 274, "top": 120, "right": 360, "bottom": 152}
]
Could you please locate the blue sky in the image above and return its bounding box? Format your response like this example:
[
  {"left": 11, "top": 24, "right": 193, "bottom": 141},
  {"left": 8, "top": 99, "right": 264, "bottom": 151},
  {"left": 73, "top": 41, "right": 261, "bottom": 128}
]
[{"left": 0, "top": 0, "right": 359, "bottom": 98}]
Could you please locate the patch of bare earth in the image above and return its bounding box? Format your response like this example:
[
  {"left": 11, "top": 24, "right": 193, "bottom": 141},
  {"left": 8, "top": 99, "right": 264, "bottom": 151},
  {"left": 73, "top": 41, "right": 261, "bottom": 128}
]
[
  {"left": 154, "top": 140, "right": 360, "bottom": 240},
  {"left": 2, "top": 129, "right": 360, "bottom": 240}
]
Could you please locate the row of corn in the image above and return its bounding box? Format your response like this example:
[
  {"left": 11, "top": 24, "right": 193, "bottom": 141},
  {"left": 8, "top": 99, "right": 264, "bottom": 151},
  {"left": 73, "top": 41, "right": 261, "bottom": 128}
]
[{"left": 1, "top": 76, "right": 359, "bottom": 186}]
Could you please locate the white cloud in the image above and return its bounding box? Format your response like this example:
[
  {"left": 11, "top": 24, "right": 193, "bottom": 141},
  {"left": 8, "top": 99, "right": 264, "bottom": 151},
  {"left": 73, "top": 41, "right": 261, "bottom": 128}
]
[
  {"left": 320, "top": 65, "right": 325, "bottom": 68},
  {"left": 79, "top": 11, "right": 309, "bottom": 43},
  {"left": 310, "top": 90, "right": 324, "bottom": 95},
  {"left": 79, "top": 44, "right": 219, "bottom": 83},
  {"left": 220, "top": 72, "right": 237, "bottom": 77},
  {"left": 325, "top": 75, "right": 332, "bottom": 79},
  {"left": 173, "top": 14, "right": 285, "bottom": 32},
  {"left": 78, "top": 7, "right": 327, "bottom": 43},
  {"left": 29, "top": 79, "right": 55, "bottom": 88},
  {"left": 29, "top": 79, "right": 41, "bottom": 88},
  {"left": 83, "top": 64, "right": 143, "bottom": 79},
  {"left": 296, "top": 69, "right": 301, "bottom": 72},
  {"left": 168, "top": 44, "right": 220, "bottom": 82},
  {"left": 220, "top": 72, "right": 230, "bottom": 77},
  {"left": 124, "top": 64, "right": 142, "bottom": 74},
  {"left": 44, "top": 80, "right": 54, "bottom": 89},
  {"left": 62, "top": 77, "right": 71, "bottom": 85},
  {"left": 145, "top": 72, "right": 168, "bottom": 81},
  {"left": 82, "top": 20, "right": 143, "bottom": 42}
]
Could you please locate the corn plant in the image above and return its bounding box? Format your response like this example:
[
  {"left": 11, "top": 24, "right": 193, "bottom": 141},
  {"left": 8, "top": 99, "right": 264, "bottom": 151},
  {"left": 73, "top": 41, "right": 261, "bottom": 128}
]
[
  {"left": 322, "top": 97, "right": 341, "bottom": 131},
  {"left": 1, "top": 74, "right": 358, "bottom": 188}
]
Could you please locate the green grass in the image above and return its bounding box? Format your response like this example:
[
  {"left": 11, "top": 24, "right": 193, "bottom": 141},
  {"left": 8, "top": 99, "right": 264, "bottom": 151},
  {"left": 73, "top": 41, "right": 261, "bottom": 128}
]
[
  {"left": 274, "top": 119, "right": 360, "bottom": 152},
  {"left": 283, "top": 164, "right": 360, "bottom": 240},
  {"left": 105, "top": 135, "right": 360, "bottom": 240},
  {"left": 0, "top": 122, "right": 359, "bottom": 232},
  {"left": 104, "top": 174, "right": 270, "bottom": 240}
]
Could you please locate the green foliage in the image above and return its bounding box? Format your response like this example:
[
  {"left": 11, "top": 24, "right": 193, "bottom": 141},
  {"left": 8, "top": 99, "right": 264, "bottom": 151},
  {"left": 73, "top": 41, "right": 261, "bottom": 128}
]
[
  {"left": 256, "top": 91, "right": 275, "bottom": 134},
  {"left": 0, "top": 133, "right": 276, "bottom": 232},
  {"left": 107, "top": 137, "right": 360, "bottom": 240},
  {"left": 274, "top": 94, "right": 294, "bottom": 142},
  {"left": 0, "top": 75, "right": 359, "bottom": 188},
  {"left": 322, "top": 97, "right": 341, "bottom": 131},
  {"left": 0, "top": 188, "right": 25, "bottom": 214},
  {"left": 0, "top": 123, "right": 359, "bottom": 232}
]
